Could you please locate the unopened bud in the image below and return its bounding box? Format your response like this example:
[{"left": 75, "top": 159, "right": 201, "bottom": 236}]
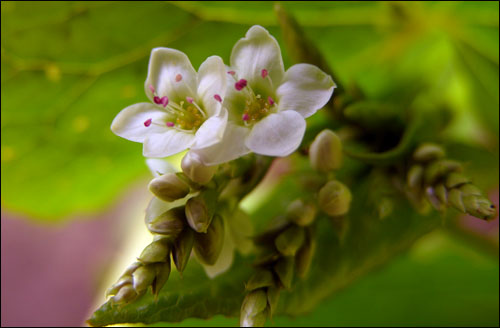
[
  {"left": 246, "top": 270, "right": 275, "bottom": 291},
  {"left": 106, "top": 276, "right": 133, "bottom": 297},
  {"left": 181, "top": 152, "right": 218, "bottom": 184},
  {"left": 434, "top": 184, "right": 448, "bottom": 205},
  {"left": 275, "top": 225, "right": 305, "bottom": 257},
  {"left": 424, "top": 160, "right": 462, "bottom": 185},
  {"left": 139, "top": 238, "right": 171, "bottom": 264},
  {"left": 111, "top": 284, "right": 137, "bottom": 304},
  {"left": 286, "top": 199, "right": 317, "bottom": 226},
  {"left": 148, "top": 173, "right": 190, "bottom": 202},
  {"left": 407, "top": 165, "right": 424, "bottom": 189},
  {"left": 132, "top": 264, "right": 156, "bottom": 294},
  {"left": 318, "top": 180, "right": 352, "bottom": 216},
  {"left": 309, "top": 129, "right": 342, "bottom": 172},
  {"left": 240, "top": 289, "right": 268, "bottom": 327},
  {"left": 266, "top": 286, "right": 280, "bottom": 317},
  {"left": 448, "top": 188, "right": 465, "bottom": 213},
  {"left": 151, "top": 261, "right": 171, "bottom": 296},
  {"left": 445, "top": 172, "right": 470, "bottom": 189},
  {"left": 146, "top": 206, "right": 185, "bottom": 236},
  {"left": 274, "top": 257, "right": 294, "bottom": 290},
  {"left": 172, "top": 228, "right": 194, "bottom": 273},
  {"left": 194, "top": 214, "right": 224, "bottom": 265},
  {"left": 413, "top": 143, "right": 445, "bottom": 162},
  {"left": 459, "top": 183, "right": 482, "bottom": 196},
  {"left": 295, "top": 228, "right": 316, "bottom": 278},
  {"left": 186, "top": 189, "right": 217, "bottom": 233},
  {"left": 462, "top": 195, "right": 496, "bottom": 220}
]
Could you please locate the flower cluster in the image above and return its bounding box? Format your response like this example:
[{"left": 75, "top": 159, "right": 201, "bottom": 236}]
[{"left": 111, "top": 25, "right": 335, "bottom": 165}]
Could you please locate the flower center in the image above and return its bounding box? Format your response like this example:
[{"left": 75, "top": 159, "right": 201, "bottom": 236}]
[
  {"left": 230, "top": 68, "right": 277, "bottom": 125},
  {"left": 145, "top": 77, "right": 222, "bottom": 132}
]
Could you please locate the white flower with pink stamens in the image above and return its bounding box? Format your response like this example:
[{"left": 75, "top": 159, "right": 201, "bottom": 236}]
[
  {"left": 193, "top": 25, "right": 336, "bottom": 165},
  {"left": 111, "top": 48, "right": 228, "bottom": 159}
]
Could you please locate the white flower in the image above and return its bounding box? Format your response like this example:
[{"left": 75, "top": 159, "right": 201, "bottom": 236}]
[
  {"left": 192, "top": 25, "right": 336, "bottom": 165},
  {"left": 111, "top": 48, "right": 228, "bottom": 158}
]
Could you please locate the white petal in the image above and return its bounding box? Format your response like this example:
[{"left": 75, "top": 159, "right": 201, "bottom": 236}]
[
  {"left": 197, "top": 56, "right": 227, "bottom": 117},
  {"left": 143, "top": 130, "right": 195, "bottom": 158},
  {"left": 246, "top": 110, "right": 306, "bottom": 157},
  {"left": 200, "top": 222, "right": 235, "bottom": 279},
  {"left": 192, "top": 122, "right": 251, "bottom": 165},
  {"left": 144, "top": 48, "right": 197, "bottom": 103},
  {"left": 145, "top": 158, "right": 176, "bottom": 177},
  {"left": 276, "top": 63, "right": 336, "bottom": 118},
  {"left": 191, "top": 108, "right": 228, "bottom": 150},
  {"left": 111, "top": 103, "right": 169, "bottom": 142},
  {"left": 230, "top": 25, "right": 284, "bottom": 91}
]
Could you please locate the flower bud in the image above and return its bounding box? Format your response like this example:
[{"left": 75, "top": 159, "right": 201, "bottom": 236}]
[
  {"left": 295, "top": 228, "right": 316, "bottom": 278},
  {"left": 181, "top": 152, "right": 218, "bottom": 184},
  {"left": 445, "top": 172, "right": 470, "bottom": 189},
  {"left": 106, "top": 275, "right": 133, "bottom": 297},
  {"left": 151, "top": 261, "right": 171, "bottom": 296},
  {"left": 413, "top": 143, "right": 445, "bottom": 162},
  {"left": 424, "top": 160, "right": 462, "bottom": 185},
  {"left": 286, "top": 199, "right": 317, "bottom": 226},
  {"left": 318, "top": 180, "right": 352, "bottom": 216},
  {"left": 434, "top": 184, "right": 448, "bottom": 206},
  {"left": 448, "top": 188, "right": 465, "bottom": 213},
  {"left": 186, "top": 189, "right": 218, "bottom": 233},
  {"left": 275, "top": 225, "right": 305, "bottom": 257},
  {"left": 111, "top": 284, "right": 137, "bottom": 304},
  {"left": 462, "top": 195, "right": 496, "bottom": 220},
  {"left": 309, "top": 129, "right": 342, "bottom": 172},
  {"left": 194, "top": 214, "right": 224, "bottom": 265},
  {"left": 245, "top": 270, "right": 275, "bottom": 291},
  {"left": 240, "top": 289, "right": 268, "bottom": 327},
  {"left": 172, "top": 228, "right": 194, "bottom": 274},
  {"left": 407, "top": 164, "right": 423, "bottom": 189},
  {"left": 146, "top": 206, "right": 185, "bottom": 236},
  {"left": 274, "top": 257, "right": 294, "bottom": 290},
  {"left": 139, "top": 238, "right": 171, "bottom": 264},
  {"left": 132, "top": 264, "right": 156, "bottom": 294},
  {"left": 148, "top": 173, "right": 190, "bottom": 202},
  {"left": 459, "top": 183, "right": 482, "bottom": 196},
  {"left": 266, "top": 286, "right": 280, "bottom": 317}
]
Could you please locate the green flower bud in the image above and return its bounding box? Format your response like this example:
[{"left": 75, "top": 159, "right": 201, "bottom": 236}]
[
  {"left": 407, "top": 164, "right": 424, "bottom": 189},
  {"left": 186, "top": 189, "right": 217, "bottom": 233},
  {"left": 246, "top": 270, "right": 275, "bottom": 291},
  {"left": 462, "top": 195, "right": 496, "bottom": 220},
  {"left": 274, "top": 257, "right": 294, "bottom": 290},
  {"left": 459, "top": 183, "right": 482, "bottom": 196},
  {"left": 132, "top": 264, "right": 156, "bottom": 294},
  {"left": 194, "top": 214, "right": 224, "bottom": 265},
  {"left": 286, "top": 199, "right": 317, "bottom": 226},
  {"left": 172, "top": 228, "right": 194, "bottom": 274},
  {"left": 448, "top": 188, "right": 465, "bottom": 213},
  {"left": 253, "top": 252, "right": 281, "bottom": 267},
  {"left": 318, "top": 180, "right": 352, "bottom": 216},
  {"left": 266, "top": 286, "right": 280, "bottom": 317},
  {"left": 434, "top": 184, "right": 448, "bottom": 206},
  {"left": 309, "top": 129, "right": 343, "bottom": 172},
  {"left": 426, "top": 186, "right": 444, "bottom": 211},
  {"left": 181, "top": 152, "right": 217, "bottom": 185},
  {"left": 413, "top": 143, "right": 445, "bottom": 162},
  {"left": 424, "top": 160, "right": 462, "bottom": 185},
  {"left": 445, "top": 172, "right": 470, "bottom": 189},
  {"left": 106, "top": 275, "right": 133, "bottom": 297},
  {"left": 151, "top": 261, "right": 171, "bottom": 296},
  {"left": 275, "top": 225, "right": 305, "bottom": 257},
  {"left": 240, "top": 289, "right": 268, "bottom": 327},
  {"left": 139, "top": 238, "right": 171, "bottom": 264},
  {"left": 148, "top": 173, "right": 190, "bottom": 202},
  {"left": 295, "top": 228, "right": 316, "bottom": 278},
  {"left": 146, "top": 206, "right": 185, "bottom": 236},
  {"left": 111, "top": 284, "right": 137, "bottom": 304}
]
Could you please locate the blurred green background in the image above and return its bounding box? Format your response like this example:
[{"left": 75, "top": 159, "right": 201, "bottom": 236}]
[{"left": 1, "top": 1, "right": 498, "bottom": 327}]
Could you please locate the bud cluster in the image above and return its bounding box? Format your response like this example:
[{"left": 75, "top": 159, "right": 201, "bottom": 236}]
[
  {"left": 240, "top": 199, "right": 317, "bottom": 326},
  {"left": 407, "top": 143, "right": 496, "bottom": 220}
]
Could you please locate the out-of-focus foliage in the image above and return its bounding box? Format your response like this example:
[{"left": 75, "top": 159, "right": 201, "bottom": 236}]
[{"left": 1, "top": 1, "right": 498, "bottom": 221}]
